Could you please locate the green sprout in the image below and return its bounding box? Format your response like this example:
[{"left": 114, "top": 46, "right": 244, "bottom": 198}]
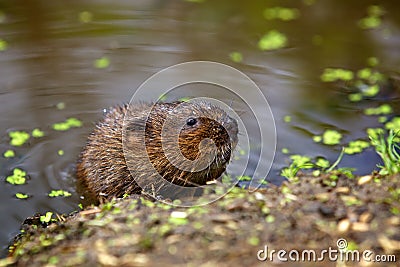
[
  {"left": 369, "top": 130, "right": 400, "bottom": 175},
  {"left": 281, "top": 149, "right": 345, "bottom": 180},
  {"left": 6, "top": 168, "right": 27, "bottom": 185},
  {"left": 258, "top": 30, "right": 287, "bottom": 51},
  {"left": 40, "top": 212, "right": 54, "bottom": 224}
]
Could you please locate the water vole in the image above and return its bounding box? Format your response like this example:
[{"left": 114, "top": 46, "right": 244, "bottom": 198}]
[{"left": 77, "top": 101, "right": 238, "bottom": 201}]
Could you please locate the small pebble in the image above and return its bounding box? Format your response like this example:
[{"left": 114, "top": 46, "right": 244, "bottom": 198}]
[
  {"left": 358, "top": 175, "right": 372, "bottom": 185},
  {"left": 359, "top": 212, "right": 373, "bottom": 223},
  {"left": 335, "top": 187, "right": 350, "bottom": 194},
  {"left": 337, "top": 219, "right": 351, "bottom": 233},
  {"left": 352, "top": 222, "right": 370, "bottom": 232},
  {"left": 318, "top": 204, "right": 335, "bottom": 217}
]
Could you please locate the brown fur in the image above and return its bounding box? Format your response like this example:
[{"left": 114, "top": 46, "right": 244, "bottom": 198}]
[{"left": 76, "top": 101, "right": 238, "bottom": 201}]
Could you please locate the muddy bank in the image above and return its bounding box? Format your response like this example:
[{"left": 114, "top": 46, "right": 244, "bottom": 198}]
[{"left": 2, "top": 173, "right": 400, "bottom": 266}]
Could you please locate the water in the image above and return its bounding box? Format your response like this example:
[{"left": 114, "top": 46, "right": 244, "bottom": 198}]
[{"left": 0, "top": 0, "right": 399, "bottom": 257}]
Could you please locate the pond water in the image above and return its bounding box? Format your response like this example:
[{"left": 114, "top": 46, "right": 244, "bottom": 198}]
[{"left": 0, "top": 0, "right": 399, "bottom": 257}]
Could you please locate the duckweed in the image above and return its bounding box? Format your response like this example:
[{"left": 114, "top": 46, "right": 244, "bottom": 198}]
[
  {"left": 15, "top": 193, "right": 29, "bottom": 199},
  {"left": 79, "top": 11, "right": 93, "bottom": 23},
  {"left": 52, "top": 118, "right": 82, "bottom": 131},
  {"left": 3, "top": 149, "right": 15, "bottom": 158},
  {"left": 283, "top": 115, "right": 291, "bottom": 123},
  {"left": 357, "top": 68, "right": 372, "bottom": 80},
  {"left": 378, "top": 116, "right": 387, "bottom": 123},
  {"left": 367, "top": 57, "right": 379, "bottom": 67},
  {"left": 358, "top": 5, "right": 384, "bottom": 30},
  {"left": 348, "top": 93, "right": 362, "bottom": 102},
  {"left": 56, "top": 102, "right": 66, "bottom": 110},
  {"left": 229, "top": 52, "right": 243, "bottom": 63},
  {"left": 58, "top": 150, "right": 64, "bottom": 156},
  {"left": 48, "top": 190, "right": 72, "bottom": 197},
  {"left": 315, "top": 129, "right": 342, "bottom": 145},
  {"left": 315, "top": 158, "right": 330, "bottom": 169},
  {"left": 0, "top": 39, "right": 7, "bottom": 51},
  {"left": 258, "top": 30, "right": 287, "bottom": 51},
  {"left": 362, "top": 84, "right": 380, "bottom": 97},
  {"left": 281, "top": 148, "right": 289, "bottom": 154},
  {"left": 344, "top": 140, "right": 370, "bottom": 155},
  {"left": 364, "top": 104, "right": 392, "bottom": 116},
  {"left": 6, "top": 168, "right": 27, "bottom": 185},
  {"left": 94, "top": 56, "right": 110, "bottom": 69},
  {"left": 31, "top": 128, "right": 45, "bottom": 138},
  {"left": 320, "top": 68, "right": 353, "bottom": 82},
  {"left": 9, "top": 131, "right": 30, "bottom": 146},
  {"left": 263, "top": 7, "right": 300, "bottom": 21}
]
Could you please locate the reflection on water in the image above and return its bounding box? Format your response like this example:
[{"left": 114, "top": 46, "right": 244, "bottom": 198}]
[{"left": 0, "top": 0, "right": 399, "bottom": 257}]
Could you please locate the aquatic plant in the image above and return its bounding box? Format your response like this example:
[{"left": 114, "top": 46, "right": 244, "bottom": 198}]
[
  {"left": 281, "top": 149, "right": 345, "bottom": 180},
  {"left": 369, "top": 130, "right": 400, "bottom": 175}
]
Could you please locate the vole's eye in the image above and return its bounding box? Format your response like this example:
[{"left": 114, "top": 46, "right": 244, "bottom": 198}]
[{"left": 186, "top": 118, "right": 197, "bottom": 126}]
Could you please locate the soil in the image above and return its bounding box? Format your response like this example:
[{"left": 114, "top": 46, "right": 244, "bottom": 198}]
[{"left": 2, "top": 172, "right": 400, "bottom": 267}]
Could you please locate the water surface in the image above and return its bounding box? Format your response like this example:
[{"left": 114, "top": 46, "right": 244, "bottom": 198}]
[{"left": 0, "top": 0, "right": 399, "bottom": 256}]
